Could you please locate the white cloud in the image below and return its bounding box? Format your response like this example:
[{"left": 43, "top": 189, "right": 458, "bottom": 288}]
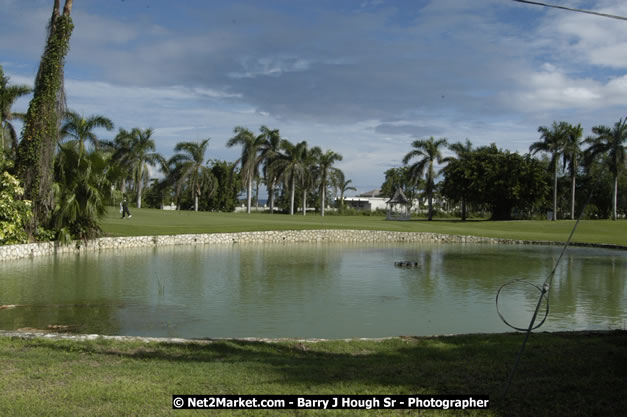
[
  {"left": 507, "top": 65, "right": 627, "bottom": 112},
  {"left": 538, "top": 0, "right": 627, "bottom": 68}
]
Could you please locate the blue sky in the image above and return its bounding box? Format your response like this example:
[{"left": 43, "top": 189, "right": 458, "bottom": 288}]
[{"left": 2, "top": 0, "right": 627, "bottom": 194}]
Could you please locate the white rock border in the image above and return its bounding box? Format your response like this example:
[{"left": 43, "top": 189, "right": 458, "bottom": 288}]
[{"left": 0, "top": 229, "right": 624, "bottom": 261}]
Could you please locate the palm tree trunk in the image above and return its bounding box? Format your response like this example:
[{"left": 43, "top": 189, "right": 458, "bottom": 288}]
[
  {"left": 268, "top": 179, "right": 275, "bottom": 214},
  {"left": 613, "top": 175, "right": 618, "bottom": 220},
  {"left": 77, "top": 138, "right": 84, "bottom": 168},
  {"left": 461, "top": 197, "right": 466, "bottom": 221},
  {"left": 428, "top": 191, "right": 433, "bottom": 221},
  {"left": 553, "top": 161, "right": 558, "bottom": 221},
  {"left": 290, "top": 175, "right": 295, "bottom": 215},
  {"left": 194, "top": 194, "right": 198, "bottom": 212},
  {"left": 571, "top": 173, "right": 576, "bottom": 220},
  {"left": 246, "top": 178, "right": 252, "bottom": 214},
  {"left": 255, "top": 180, "right": 259, "bottom": 210},
  {"left": 302, "top": 189, "right": 307, "bottom": 216},
  {"left": 321, "top": 185, "right": 325, "bottom": 216},
  {"left": 137, "top": 165, "right": 143, "bottom": 209}
]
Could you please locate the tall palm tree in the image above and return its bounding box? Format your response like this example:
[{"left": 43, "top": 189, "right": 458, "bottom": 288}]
[
  {"left": 563, "top": 123, "right": 583, "bottom": 220},
  {"left": 300, "top": 146, "right": 320, "bottom": 215},
  {"left": 0, "top": 66, "right": 32, "bottom": 157},
  {"left": 258, "top": 126, "right": 282, "bottom": 214},
  {"left": 115, "top": 128, "right": 166, "bottom": 209},
  {"left": 60, "top": 110, "right": 114, "bottom": 163},
  {"left": 271, "top": 140, "right": 308, "bottom": 215},
  {"left": 585, "top": 118, "right": 627, "bottom": 220},
  {"left": 316, "top": 149, "right": 343, "bottom": 216},
  {"left": 168, "top": 139, "right": 216, "bottom": 212},
  {"left": 530, "top": 121, "right": 568, "bottom": 221},
  {"left": 226, "top": 126, "right": 265, "bottom": 213},
  {"left": 403, "top": 136, "right": 448, "bottom": 221},
  {"left": 444, "top": 139, "right": 473, "bottom": 221}
]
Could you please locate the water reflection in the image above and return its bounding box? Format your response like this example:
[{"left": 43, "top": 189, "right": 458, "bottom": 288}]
[{"left": 0, "top": 243, "right": 624, "bottom": 338}]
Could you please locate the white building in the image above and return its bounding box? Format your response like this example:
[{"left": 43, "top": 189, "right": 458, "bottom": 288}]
[
  {"left": 339, "top": 189, "right": 389, "bottom": 212},
  {"left": 339, "top": 189, "right": 423, "bottom": 213}
]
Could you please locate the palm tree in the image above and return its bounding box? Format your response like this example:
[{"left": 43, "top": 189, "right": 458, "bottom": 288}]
[
  {"left": 563, "top": 123, "right": 583, "bottom": 220},
  {"left": 271, "top": 140, "right": 308, "bottom": 215},
  {"left": 168, "top": 139, "right": 216, "bottom": 212},
  {"left": 258, "top": 126, "right": 282, "bottom": 214},
  {"left": 51, "top": 143, "right": 109, "bottom": 241},
  {"left": 101, "top": 130, "right": 133, "bottom": 196},
  {"left": 226, "top": 126, "right": 265, "bottom": 213},
  {"left": 115, "top": 128, "right": 166, "bottom": 209},
  {"left": 0, "top": 66, "right": 32, "bottom": 158},
  {"left": 330, "top": 170, "right": 356, "bottom": 211},
  {"left": 300, "top": 146, "right": 320, "bottom": 215},
  {"left": 338, "top": 178, "right": 356, "bottom": 210},
  {"left": 585, "top": 118, "right": 627, "bottom": 220},
  {"left": 403, "top": 136, "right": 448, "bottom": 221},
  {"left": 316, "top": 149, "right": 343, "bottom": 216},
  {"left": 530, "top": 121, "right": 568, "bottom": 221},
  {"left": 60, "top": 111, "right": 113, "bottom": 161},
  {"left": 444, "top": 139, "right": 473, "bottom": 221}
]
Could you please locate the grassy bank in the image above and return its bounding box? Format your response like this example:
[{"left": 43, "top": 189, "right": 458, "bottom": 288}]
[
  {"left": 0, "top": 331, "right": 625, "bottom": 416},
  {"left": 101, "top": 207, "right": 627, "bottom": 246}
]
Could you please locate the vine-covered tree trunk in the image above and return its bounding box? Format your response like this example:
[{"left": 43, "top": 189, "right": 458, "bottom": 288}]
[{"left": 14, "top": 0, "right": 74, "bottom": 233}]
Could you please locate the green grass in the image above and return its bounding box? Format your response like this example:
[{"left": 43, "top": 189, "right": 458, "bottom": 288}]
[
  {"left": 101, "top": 207, "right": 627, "bottom": 246},
  {"left": 0, "top": 331, "right": 625, "bottom": 416}
]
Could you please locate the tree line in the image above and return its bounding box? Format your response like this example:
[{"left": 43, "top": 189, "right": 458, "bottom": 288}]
[{"left": 382, "top": 121, "right": 626, "bottom": 221}]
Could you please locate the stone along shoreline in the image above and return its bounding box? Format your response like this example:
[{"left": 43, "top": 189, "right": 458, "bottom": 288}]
[{"left": 1, "top": 229, "right": 624, "bottom": 261}]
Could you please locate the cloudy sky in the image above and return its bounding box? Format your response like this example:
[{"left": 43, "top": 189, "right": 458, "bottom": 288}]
[{"left": 2, "top": 0, "right": 627, "bottom": 194}]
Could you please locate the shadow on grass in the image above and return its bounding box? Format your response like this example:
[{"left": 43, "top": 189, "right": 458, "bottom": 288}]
[{"left": 23, "top": 331, "right": 627, "bottom": 417}]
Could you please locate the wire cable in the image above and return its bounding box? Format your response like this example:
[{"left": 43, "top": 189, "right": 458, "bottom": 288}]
[{"left": 512, "top": 0, "right": 627, "bottom": 21}]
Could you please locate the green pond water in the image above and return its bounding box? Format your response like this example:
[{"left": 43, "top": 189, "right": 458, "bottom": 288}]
[{"left": 0, "top": 242, "right": 624, "bottom": 338}]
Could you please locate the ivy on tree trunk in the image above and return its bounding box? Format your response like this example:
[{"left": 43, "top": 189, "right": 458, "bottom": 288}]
[{"left": 15, "top": 0, "right": 74, "bottom": 234}]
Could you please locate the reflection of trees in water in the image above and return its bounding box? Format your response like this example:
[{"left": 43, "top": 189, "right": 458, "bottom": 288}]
[
  {"left": 1, "top": 243, "right": 624, "bottom": 335},
  {"left": 0, "top": 252, "right": 123, "bottom": 333},
  {"left": 235, "top": 243, "right": 340, "bottom": 306},
  {"left": 397, "top": 249, "right": 440, "bottom": 300},
  {"left": 434, "top": 245, "right": 626, "bottom": 328},
  {"left": 0, "top": 303, "right": 121, "bottom": 334},
  {"left": 550, "top": 254, "right": 626, "bottom": 324},
  {"left": 438, "top": 245, "right": 554, "bottom": 296}
]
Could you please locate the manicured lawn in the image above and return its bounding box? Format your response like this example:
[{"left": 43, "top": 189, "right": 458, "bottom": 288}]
[
  {"left": 101, "top": 207, "right": 627, "bottom": 246},
  {"left": 0, "top": 331, "right": 625, "bottom": 416}
]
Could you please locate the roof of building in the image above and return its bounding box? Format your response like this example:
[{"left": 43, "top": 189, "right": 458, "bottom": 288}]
[
  {"left": 386, "top": 188, "right": 411, "bottom": 205},
  {"left": 358, "top": 189, "right": 384, "bottom": 198}
]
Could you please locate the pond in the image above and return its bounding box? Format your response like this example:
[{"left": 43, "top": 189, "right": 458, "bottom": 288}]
[{"left": 0, "top": 242, "right": 625, "bottom": 339}]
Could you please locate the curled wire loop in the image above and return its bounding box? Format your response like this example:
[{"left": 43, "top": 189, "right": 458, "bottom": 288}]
[{"left": 496, "top": 279, "right": 550, "bottom": 332}]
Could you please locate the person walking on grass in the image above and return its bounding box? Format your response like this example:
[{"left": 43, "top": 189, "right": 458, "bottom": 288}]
[{"left": 121, "top": 198, "right": 132, "bottom": 219}]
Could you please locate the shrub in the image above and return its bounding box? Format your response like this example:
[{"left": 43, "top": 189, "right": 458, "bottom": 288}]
[{"left": 0, "top": 171, "right": 33, "bottom": 245}]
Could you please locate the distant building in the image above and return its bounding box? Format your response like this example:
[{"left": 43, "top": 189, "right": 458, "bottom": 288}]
[
  {"left": 339, "top": 189, "right": 389, "bottom": 212},
  {"left": 338, "top": 188, "right": 424, "bottom": 213}
]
